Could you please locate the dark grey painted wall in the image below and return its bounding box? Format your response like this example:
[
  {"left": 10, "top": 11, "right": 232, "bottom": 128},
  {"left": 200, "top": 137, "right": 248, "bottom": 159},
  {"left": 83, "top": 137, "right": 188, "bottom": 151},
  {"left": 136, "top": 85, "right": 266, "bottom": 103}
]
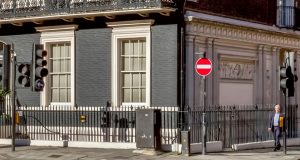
[
  {"left": 0, "top": 24, "right": 178, "bottom": 107},
  {"left": 75, "top": 28, "right": 111, "bottom": 106},
  {"left": 0, "top": 33, "right": 41, "bottom": 105},
  {"left": 151, "top": 24, "right": 178, "bottom": 106}
]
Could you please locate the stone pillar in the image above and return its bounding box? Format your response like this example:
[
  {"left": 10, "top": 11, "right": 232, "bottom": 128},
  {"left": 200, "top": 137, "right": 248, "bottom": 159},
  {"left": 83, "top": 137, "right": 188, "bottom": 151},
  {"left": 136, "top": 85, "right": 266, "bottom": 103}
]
[
  {"left": 271, "top": 47, "right": 281, "bottom": 104},
  {"left": 262, "top": 46, "right": 272, "bottom": 105},
  {"left": 205, "top": 38, "right": 215, "bottom": 106},
  {"left": 194, "top": 37, "right": 206, "bottom": 107},
  {"left": 256, "top": 45, "right": 264, "bottom": 105},
  {"left": 185, "top": 35, "right": 196, "bottom": 108}
]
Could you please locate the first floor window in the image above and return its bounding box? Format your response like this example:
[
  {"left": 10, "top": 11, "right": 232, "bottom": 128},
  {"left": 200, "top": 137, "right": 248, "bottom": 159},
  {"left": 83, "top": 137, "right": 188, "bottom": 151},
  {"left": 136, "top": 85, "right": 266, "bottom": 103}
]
[
  {"left": 108, "top": 20, "right": 152, "bottom": 106},
  {"left": 121, "top": 39, "right": 146, "bottom": 103},
  {"left": 49, "top": 42, "right": 71, "bottom": 103},
  {"left": 37, "top": 25, "right": 76, "bottom": 106}
]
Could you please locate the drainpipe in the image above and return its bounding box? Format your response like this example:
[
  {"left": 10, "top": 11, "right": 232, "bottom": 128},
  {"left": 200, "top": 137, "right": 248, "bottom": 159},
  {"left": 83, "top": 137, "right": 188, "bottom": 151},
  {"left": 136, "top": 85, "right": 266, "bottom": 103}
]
[
  {"left": 178, "top": 0, "right": 188, "bottom": 155},
  {"left": 179, "top": 0, "right": 186, "bottom": 112}
]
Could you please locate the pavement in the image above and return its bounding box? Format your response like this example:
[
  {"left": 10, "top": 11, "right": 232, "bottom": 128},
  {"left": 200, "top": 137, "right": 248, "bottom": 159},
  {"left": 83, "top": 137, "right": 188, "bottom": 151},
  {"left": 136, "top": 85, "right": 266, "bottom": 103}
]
[{"left": 0, "top": 145, "right": 299, "bottom": 160}]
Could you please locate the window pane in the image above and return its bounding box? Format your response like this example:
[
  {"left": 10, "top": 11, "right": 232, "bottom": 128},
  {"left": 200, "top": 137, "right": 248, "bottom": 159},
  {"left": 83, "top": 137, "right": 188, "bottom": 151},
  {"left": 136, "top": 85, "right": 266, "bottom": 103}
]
[
  {"left": 141, "top": 73, "right": 146, "bottom": 87},
  {"left": 129, "top": 41, "right": 134, "bottom": 55},
  {"left": 51, "top": 45, "right": 59, "bottom": 58},
  {"left": 65, "top": 44, "right": 71, "bottom": 57},
  {"left": 67, "top": 89, "right": 71, "bottom": 102},
  {"left": 60, "top": 89, "right": 67, "bottom": 102},
  {"left": 141, "top": 40, "right": 146, "bottom": 56},
  {"left": 51, "top": 89, "right": 59, "bottom": 102},
  {"left": 133, "top": 58, "right": 140, "bottom": 71},
  {"left": 123, "top": 89, "right": 130, "bottom": 102},
  {"left": 141, "top": 89, "right": 146, "bottom": 102},
  {"left": 52, "top": 60, "right": 60, "bottom": 72},
  {"left": 60, "top": 75, "right": 67, "bottom": 87},
  {"left": 67, "top": 75, "right": 71, "bottom": 87},
  {"left": 123, "top": 57, "right": 130, "bottom": 71},
  {"left": 141, "top": 57, "right": 146, "bottom": 71},
  {"left": 133, "top": 40, "right": 139, "bottom": 56},
  {"left": 123, "top": 40, "right": 129, "bottom": 55},
  {"left": 60, "top": 59, "right": 66, "bottom": 72},
  {"left": 52, "top": 75, "right": 59, "bottom": 87},
  {"left": 132, "top": 74, "right": 139, "bottom": 87},
  {"left": 132, "top": 89, "right": 139, "bottom": 102},
  {"left": 66, "top": 59, "right": 71, "bottom": 72},
  {"left": 60, "top": 44, "right": 66, "bottom": 58},
  {"left": 123, "top": 73, "right": 130, "bottom": 87}
]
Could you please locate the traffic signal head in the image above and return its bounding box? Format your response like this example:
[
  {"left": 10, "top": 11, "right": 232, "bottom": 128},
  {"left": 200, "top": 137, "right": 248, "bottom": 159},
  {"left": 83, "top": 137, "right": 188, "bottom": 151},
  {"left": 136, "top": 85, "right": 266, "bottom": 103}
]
[
  {"left": 17, "top": 63, "right": 31, "bottom": 87},
  {"left": 0, "top": 63, "right": 2, "bottom": 83},
  {"left": 280, "top": 66, "right": 297, "bottom": 97},
  {"left": 32, "top": 44, "right": 48, "bottom": 92},
  {"left": 2, "top": 44, "right": 10, "bottom": 90}
]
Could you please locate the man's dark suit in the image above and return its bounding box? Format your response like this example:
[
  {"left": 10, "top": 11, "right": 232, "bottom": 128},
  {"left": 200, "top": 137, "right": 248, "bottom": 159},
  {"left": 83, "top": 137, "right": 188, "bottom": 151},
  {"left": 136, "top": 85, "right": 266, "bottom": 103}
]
[{"left": 269, "top": 112, "right": 284, "bottom": 150}]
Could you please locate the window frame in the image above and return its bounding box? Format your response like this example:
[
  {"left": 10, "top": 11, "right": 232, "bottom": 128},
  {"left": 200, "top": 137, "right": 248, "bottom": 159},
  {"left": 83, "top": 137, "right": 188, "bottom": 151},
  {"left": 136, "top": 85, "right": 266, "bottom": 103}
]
[
  {"left": 120, "top": 38, "right": 147, "bottom": 104},
  {"left": 48, "top": 42, "right": 72, "bottom": 104},
  {"left": 37, "top": 25, "right": 77, "bottom": 106},
  {"left": 109, "top": 20, "right": 153, "bottom": 107}
]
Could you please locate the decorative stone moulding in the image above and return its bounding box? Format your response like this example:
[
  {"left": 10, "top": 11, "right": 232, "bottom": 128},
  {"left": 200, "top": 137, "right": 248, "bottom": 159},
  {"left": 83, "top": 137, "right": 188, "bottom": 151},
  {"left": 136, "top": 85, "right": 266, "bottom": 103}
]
[{"left": 186, "top": 20, "right": 300, "bottom": 49}]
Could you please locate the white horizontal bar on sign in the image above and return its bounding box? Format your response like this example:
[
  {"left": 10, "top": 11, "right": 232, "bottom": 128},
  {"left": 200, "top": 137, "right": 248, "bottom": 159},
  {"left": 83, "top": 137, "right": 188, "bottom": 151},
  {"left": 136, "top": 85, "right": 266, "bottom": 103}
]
[{"left": 196, "top": 65, "right": 211, "bottom": 69}]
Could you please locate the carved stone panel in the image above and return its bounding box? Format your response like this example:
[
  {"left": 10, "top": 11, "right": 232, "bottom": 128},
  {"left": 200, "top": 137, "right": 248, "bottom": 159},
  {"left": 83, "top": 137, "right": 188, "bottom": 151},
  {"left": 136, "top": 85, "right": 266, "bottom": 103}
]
[{"left": 220, "top": 58, "right": 255, "bottom": 80}]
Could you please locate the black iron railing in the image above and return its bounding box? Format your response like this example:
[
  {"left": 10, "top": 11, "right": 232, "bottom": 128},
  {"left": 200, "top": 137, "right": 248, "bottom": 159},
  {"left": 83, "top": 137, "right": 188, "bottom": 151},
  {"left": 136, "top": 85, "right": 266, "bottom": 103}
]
[
  {"left": 0, "top": 104, "right": 298, "bottom": 148},
  {"left": 0, "top": 0, "right": 176, "bottom": 19},
  {"left": 0, "top": 104, "right": 180, "bottom": 145},
  {"left": 181, "top": 105, "right": 299, "bottom": 148}
]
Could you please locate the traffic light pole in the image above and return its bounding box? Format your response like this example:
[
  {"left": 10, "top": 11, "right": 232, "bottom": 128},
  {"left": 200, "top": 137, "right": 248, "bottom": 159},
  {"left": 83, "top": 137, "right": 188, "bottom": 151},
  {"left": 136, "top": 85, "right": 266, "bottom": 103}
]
[
  {"left": 11, "top": 46, "right": 16, "bottom": 152},
  {"left": 283, "top": 89, "right": 287, "bottom": 155}
]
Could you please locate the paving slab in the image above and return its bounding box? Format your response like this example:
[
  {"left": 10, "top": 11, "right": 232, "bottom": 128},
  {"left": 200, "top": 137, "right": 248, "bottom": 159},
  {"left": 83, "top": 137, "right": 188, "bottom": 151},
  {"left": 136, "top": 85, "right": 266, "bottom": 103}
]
[{"left": 0, "top": 146, "right": 299, "bottom": 160}]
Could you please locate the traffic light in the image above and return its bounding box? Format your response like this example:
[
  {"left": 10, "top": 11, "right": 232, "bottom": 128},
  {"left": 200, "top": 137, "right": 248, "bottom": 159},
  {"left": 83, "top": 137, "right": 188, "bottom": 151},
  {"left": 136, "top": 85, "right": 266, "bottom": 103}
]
[
  {"left": 0, "top": 63, "right": 3, "bottom": 84},
  {"left": 32, "top": 44, "right": 48, "bottom": 92},
  {"left": 17, "top": 63, "right": 31, "bottom": 87},
  {"left": 2, "top": 44, "right": 10, "bottom": 90},
  {"left": 280, "top": 65, "right": 298, "bottom": 97}
]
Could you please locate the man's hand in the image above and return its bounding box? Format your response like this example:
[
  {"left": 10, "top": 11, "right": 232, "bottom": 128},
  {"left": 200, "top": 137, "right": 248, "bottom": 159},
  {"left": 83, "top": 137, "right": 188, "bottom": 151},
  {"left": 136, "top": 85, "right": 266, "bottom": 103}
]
[{"left": 268, "top": 128, "right": 271, "bottom": 132}]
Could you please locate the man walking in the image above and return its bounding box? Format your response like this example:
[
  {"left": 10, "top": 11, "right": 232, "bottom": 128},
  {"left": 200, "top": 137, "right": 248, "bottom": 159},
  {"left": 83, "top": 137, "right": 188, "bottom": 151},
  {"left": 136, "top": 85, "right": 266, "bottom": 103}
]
[{"left": 268, "top": 104, "right": 284, "bottom": 151}]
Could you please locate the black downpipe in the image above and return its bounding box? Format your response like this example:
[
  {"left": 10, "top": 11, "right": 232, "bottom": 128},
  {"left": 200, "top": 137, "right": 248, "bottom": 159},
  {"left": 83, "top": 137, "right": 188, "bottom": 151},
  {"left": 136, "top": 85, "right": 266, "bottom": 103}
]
[
  {"left": 177, "top": 0, "right": 187, "bottom": 135},
  {"left": 178, "top": 0, "right": 186, "bottom": 111}
]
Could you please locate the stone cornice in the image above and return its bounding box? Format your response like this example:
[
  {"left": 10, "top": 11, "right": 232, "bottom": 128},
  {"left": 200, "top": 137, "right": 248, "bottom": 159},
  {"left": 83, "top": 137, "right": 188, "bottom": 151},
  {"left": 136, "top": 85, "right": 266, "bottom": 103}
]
[{"left": 186, "top": 20, "right": 300, "bottom": 49}]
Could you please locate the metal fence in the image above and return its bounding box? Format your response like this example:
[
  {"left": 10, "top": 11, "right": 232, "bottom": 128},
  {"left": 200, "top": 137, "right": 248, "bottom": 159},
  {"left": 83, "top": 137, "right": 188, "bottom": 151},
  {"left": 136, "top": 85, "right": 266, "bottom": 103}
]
[
  {"left": 182, "top": 105, "right": 299, "bottom": 148},
  {"left": 0, "top": 104, "right": 298, "bottom": 149},
  {"left": 0, "top": 105, "right": 180, "bottom": 145}
]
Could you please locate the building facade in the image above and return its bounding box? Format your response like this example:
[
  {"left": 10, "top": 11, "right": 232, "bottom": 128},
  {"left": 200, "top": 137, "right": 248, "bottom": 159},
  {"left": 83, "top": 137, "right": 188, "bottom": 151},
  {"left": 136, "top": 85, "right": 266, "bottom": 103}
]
[
  {"left": 185, "top": 0, "right": 300, "bottom": 107},
  {"left": 0, "top": 0, "right": 180, "bottom": 107}
]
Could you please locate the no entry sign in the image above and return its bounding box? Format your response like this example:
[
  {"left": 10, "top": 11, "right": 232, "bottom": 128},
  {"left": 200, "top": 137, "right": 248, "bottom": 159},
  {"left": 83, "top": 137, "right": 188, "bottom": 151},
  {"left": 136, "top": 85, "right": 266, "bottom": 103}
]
[{"left": 195, "top": 58, "right": 212, "bottom": 76}]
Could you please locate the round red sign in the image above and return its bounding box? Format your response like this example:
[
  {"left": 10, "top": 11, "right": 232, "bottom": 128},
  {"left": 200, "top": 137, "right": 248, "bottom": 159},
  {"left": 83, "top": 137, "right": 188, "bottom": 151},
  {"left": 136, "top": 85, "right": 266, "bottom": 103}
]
[{"left": 195, "top": 58, "right": 212, "bottom": 76}]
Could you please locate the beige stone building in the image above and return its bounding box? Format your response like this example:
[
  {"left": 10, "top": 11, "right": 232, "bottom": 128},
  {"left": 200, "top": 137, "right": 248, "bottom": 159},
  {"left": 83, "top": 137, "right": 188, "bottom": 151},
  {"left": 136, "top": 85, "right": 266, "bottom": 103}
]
[{"left": 184, "top": 3, "right": 300, "bottom": 107}]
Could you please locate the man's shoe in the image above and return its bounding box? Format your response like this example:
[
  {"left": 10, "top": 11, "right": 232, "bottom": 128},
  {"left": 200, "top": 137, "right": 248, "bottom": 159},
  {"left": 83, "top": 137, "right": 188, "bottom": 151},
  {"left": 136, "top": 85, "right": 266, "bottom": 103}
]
[
  {"left": 273, "top": 148, "right": 277, "bottom": 151},
  {"left": 277, "top": 146, "right": 281, "bottom": 150}
]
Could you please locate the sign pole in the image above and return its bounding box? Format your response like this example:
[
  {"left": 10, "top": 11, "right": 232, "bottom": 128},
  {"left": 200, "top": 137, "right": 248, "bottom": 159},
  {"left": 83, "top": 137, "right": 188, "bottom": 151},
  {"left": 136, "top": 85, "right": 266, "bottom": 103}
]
[
  {"left": 11, "top": 44, "right": 16, "bottom": 152},
  {"left": 195, "top": 57, "right": 211, "bottom": 155},
  {"left": 202, "top": 76, "right": 207, "bottom": 155},
  {"left": 284, "top": 89, "right": 287, "bottom": 155}
]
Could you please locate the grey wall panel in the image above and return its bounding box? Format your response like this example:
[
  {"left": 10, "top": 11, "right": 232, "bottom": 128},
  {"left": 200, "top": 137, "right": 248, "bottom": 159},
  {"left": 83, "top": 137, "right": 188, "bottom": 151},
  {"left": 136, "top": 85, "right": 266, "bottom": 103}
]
[
  {"left": 151, "top": 25, "right": 178, "bottom": 106},
  {"left": 75, "top": 28, "right": 111, "bottom": 106},
  {"left": 0, "top": 34, "right": 41, "bottom": 105}
]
